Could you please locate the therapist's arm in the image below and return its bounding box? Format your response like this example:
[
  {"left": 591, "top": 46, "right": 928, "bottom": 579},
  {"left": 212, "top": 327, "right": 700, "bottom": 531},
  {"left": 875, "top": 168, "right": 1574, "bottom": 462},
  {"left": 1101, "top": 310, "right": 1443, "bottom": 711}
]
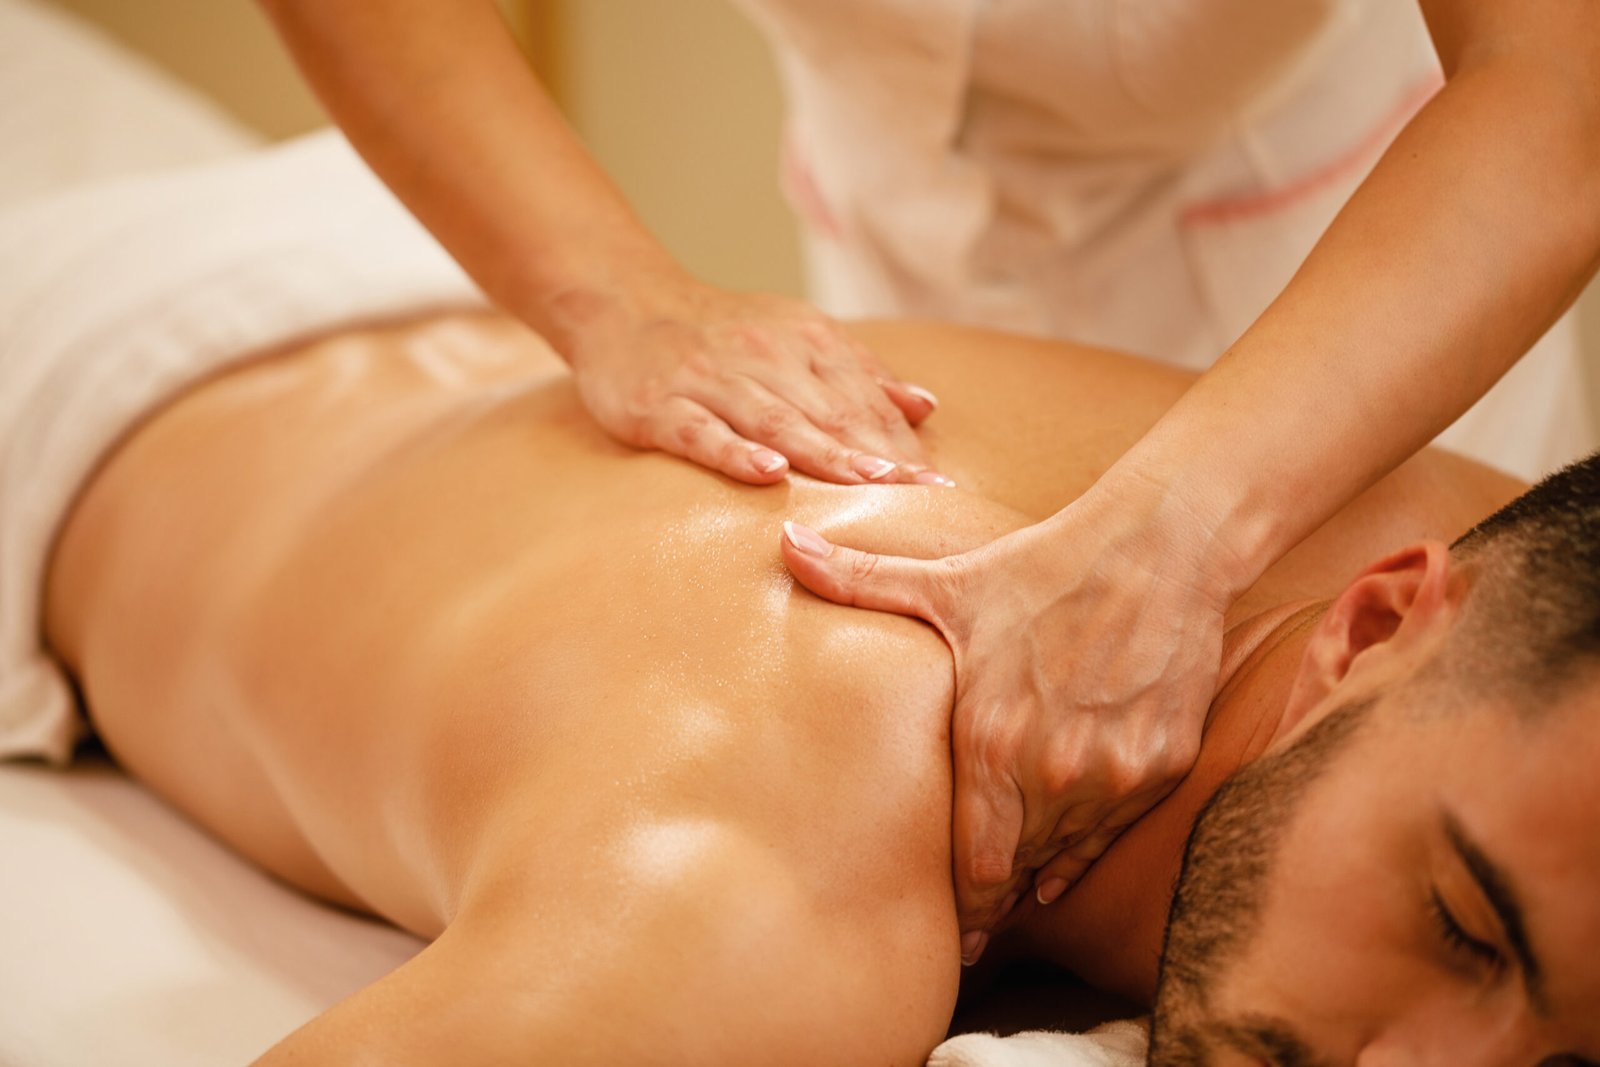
[
  {"left": 256, "top": 0, "right": 942, "bottom": 486},
  {"left": 783, "top": 0, "right": 1600, "bottom": 959},
  {"left": 1123, "top": 0, "right": 1600, "bottom": 591}
]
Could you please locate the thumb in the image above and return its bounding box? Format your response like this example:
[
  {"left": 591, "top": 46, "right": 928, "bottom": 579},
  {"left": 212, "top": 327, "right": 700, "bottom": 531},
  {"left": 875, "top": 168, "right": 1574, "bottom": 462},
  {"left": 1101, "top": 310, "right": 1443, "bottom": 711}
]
[{"left": 780, "top": 521, "right": 949, "bottom": 624}]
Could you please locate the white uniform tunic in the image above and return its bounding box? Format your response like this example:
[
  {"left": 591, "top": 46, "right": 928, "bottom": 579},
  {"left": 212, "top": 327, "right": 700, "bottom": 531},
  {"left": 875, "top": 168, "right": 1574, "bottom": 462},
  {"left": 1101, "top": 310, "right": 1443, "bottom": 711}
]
[{"left": 733, "top": 0, "right": 1594, "bottom": 480}]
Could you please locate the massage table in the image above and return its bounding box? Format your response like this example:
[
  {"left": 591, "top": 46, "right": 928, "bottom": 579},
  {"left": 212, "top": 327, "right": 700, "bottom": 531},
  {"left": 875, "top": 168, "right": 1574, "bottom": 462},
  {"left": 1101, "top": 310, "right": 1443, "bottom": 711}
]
[{"left": 0, "top": 4, "right": 1142, "bottom": 1063}]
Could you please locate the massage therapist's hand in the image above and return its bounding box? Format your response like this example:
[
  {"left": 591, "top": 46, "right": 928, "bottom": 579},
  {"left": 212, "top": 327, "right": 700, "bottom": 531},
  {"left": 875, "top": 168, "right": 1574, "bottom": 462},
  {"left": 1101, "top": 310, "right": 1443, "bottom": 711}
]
[
  {"left": 553, "top": 267, "right": 943, "bottom": 486},
  {"left": 779, "top": 479, "right": 1229, "bottom": 963},
  {"left": 255, "top": 1, "right": 941, "bottom": 488}
]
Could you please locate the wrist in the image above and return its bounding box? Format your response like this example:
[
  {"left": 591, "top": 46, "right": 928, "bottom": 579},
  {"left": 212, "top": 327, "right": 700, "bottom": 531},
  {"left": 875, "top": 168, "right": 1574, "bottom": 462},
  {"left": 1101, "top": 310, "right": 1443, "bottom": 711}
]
[
  {"left": 504, "top": 232, "right": 691, "bottom": 361},
  {"left": 1070, "top": 453, "right": 1283, "bottom": 606}
]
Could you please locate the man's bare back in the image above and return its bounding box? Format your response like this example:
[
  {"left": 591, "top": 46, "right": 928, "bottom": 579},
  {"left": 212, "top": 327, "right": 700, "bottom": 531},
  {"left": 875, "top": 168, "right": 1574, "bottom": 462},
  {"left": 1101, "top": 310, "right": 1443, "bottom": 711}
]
[{"left": 41, "top": 311, "right": 1518, "bottom": 1064}]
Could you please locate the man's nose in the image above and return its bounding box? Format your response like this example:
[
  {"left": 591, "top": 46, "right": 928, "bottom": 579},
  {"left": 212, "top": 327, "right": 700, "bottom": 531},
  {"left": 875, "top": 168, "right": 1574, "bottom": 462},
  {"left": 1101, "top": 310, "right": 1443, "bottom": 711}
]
[{"left": 1354, "top": 1005, "right": 1543, "bottom": 1067}]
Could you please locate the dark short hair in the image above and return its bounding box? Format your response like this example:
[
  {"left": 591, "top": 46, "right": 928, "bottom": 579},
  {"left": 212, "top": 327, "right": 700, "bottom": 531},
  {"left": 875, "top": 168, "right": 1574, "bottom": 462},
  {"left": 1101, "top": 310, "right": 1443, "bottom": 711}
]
[{"left": 1446, "top": 451, "right": 1600, "bottom": 696}]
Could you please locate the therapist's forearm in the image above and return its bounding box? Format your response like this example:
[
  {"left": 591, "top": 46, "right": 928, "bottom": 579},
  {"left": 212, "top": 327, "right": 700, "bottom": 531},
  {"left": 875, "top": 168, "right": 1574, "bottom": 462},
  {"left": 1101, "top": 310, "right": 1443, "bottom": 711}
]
[
  {"left": 257, "top": 0, "right": 678, "bottom": 353},
  {"left": 1091, "top": 53, "right": 1600, "bottom": 599}
]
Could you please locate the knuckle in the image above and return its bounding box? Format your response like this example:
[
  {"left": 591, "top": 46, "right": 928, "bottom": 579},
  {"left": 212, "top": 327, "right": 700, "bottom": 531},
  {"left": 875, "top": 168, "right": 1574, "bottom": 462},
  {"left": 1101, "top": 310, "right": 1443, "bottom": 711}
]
[
  {"left": 870, "top": 401, "right": 904, "bottom": 433},
  {"left": 1081, "top": 829, "right": 1122, "bottom": 859},
  {"left": 1063, "top": 837, "right": 1095, "bottom": 863},
  {"left": 1103, "top": 754, "right": 1146, "bottom": 800},
  {"left": 677, "top": 350, "right": 717, "bottom": 380},
  {"left": 668, "top": 415, "right": 709, "bottom": 451},
  {"left": 1166, "top": 732, "right": 1202, "bottom": 777},
  {"left": 609, "top": 380, "right": 664, "bottom": 424},
  {"left": 798, "top": 320, "right": 834, "bottom": 348},
  {"left": 931, "top": 556, "right": 971, "bottom": 607},
  {"left": 621, "top": 396, "right": 657, "bottom": 429},
  {"left": 811, "top": 407, "right": 856, "bottom": 436},
  {"left": 1040, "top": 751, "right": 1081, "bottom": 798},
  {"left": 811, "top": 440, "right": 852, "bottom": 474},
  {"left": 846, "top": 551, "right": 881, "bottom": 585},
  {"left": 964, "top": 850, "right": 1014, "bottom": 890},
  {"left": 1039, "top": 854, "right": 1073, "bottom": 882},
  {"left": 1013, "top": 837, "right": 1046, "bottom": 871},
  {"left": 727, "top": 323, "right": 763, "bottom": 347},
  {"left": 754, "top": 405, "right": 796, "bottom": 439},
  {"left": 734, "top": 325, "right": 784, "bottom": 362},
  {"left": 603, "top": 399, "right": 653, "bottom": 445},
  {"left": 1155, "top": 755, "right": 1190, "bottom": 788}
]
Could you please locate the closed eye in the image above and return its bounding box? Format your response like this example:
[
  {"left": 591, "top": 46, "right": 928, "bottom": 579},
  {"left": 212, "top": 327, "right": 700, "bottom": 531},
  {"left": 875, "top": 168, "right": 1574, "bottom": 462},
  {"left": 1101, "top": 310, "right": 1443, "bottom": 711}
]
[{"left": 1429, "top": 889, "right": 1500, "bottom": 971}]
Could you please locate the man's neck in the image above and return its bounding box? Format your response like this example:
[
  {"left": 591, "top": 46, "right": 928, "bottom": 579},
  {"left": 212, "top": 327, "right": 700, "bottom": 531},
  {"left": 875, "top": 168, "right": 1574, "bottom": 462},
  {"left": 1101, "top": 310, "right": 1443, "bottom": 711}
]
[{"left": 1008, "top": 598, "right": 1327, "bottom": 1003}]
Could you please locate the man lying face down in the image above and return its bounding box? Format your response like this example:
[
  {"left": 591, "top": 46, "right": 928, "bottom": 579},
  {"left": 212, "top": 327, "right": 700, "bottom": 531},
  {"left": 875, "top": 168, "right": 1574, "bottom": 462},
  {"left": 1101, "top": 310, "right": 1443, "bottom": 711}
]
[
  {"left": 1127, "top": 461, "right": 1600, "bottom": 1064},
  {"left": 933, "top": 451, "right": 1600, "bottom": 1066},
  {"left": 42, "top": 311, "right": 1598, "bottom": 1065}
]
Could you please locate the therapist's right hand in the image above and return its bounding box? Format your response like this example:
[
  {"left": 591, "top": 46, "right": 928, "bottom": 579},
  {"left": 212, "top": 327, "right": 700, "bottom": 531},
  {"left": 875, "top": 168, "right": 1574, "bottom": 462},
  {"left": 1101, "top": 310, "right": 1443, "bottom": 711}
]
[
  {"left": 780, "top": 479, "right": 1227, "bottom": 960},
  {"left": 554, "top": 269, "right": 945, "bottom": 486}
]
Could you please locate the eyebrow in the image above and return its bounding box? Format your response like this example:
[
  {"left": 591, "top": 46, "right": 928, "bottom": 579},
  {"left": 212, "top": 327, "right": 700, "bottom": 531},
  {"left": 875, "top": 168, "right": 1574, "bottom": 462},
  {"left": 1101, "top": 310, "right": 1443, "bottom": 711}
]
[{"left": 1441, "top": 808, "right": 1548, "bottom": 1014}]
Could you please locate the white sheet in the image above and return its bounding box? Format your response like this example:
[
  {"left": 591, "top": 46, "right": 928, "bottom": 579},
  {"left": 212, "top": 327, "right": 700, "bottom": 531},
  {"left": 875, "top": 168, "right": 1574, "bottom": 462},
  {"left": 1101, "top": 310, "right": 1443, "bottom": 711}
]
[{"left": 0, "top": 755, "right": 422, "bottom": 1066}]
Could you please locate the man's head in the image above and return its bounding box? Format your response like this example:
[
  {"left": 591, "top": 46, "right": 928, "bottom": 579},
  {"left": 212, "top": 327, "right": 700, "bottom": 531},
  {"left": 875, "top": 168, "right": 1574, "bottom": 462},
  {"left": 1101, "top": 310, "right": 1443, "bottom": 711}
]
[{"left": 1150, "top": 454, "right": 1600, "bottom": 1066}]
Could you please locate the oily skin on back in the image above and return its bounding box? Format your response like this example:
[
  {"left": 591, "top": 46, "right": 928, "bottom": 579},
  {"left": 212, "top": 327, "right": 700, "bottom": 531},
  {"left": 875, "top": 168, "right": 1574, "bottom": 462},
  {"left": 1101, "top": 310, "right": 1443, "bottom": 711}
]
[{"left": 41, "top": 311, "right": 1517, "bottom": 1064}]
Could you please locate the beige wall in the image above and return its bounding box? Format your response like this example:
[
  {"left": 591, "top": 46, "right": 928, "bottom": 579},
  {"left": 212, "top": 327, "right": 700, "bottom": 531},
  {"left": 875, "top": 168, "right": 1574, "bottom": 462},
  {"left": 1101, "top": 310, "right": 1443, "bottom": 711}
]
[
  {"left": 42, "top": 0, "right": 539, "bottom": 140},
  {"left": 549, "top": 0, "right": 802, "bottom": 296},
  {"left": 46, "top": 0, "right": 327, "bottom": 137},
  {"left": 39, "top": 0, "right": 1600, "bottom": 422},
  {"left": 41, "top": 0, "right": 800, "bottom": 294}
]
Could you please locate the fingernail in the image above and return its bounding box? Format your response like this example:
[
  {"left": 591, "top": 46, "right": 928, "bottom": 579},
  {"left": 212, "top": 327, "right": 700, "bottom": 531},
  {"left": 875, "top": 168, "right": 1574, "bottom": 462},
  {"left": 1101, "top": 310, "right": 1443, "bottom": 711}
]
[
  {"left": 913, "top": 470, "right": 957, "bottom": 488},
  {"left": 752, "top": 448, "right": 787, "bottom": 475},
  {"left": 999, "top": 889, "right": 1021, "bottom": 917},
  {"left": 1035, "top": 878, "right": 1068, "bottom": 906},
  {"left": 851, "top": 454, "right": 896, "bottom": 481},
  {"left": 959, "top": 930, "right": 989, "bottom": 966},
  {"left": 905, "top": 384, "right": 940, "bottom": 409},
  {"left": 782, "top": 521, "right": 833, "bottom": 559}
]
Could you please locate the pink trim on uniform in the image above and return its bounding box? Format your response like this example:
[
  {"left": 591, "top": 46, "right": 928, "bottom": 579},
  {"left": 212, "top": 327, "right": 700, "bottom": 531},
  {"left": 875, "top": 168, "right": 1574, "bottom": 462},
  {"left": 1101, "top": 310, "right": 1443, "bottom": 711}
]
[
  {"left": 1181, "top": 72, "right": 1446, "bottom": 227},
  {"left": 779, "top": 127, "right": 846, "bottom": 240}
]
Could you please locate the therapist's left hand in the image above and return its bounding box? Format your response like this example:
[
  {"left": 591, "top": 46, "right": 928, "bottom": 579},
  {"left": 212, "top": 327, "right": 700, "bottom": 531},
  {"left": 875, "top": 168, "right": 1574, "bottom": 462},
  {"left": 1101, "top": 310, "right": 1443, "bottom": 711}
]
[{"left": 779, "top": 483, "right": 1231, "bottom": 963}]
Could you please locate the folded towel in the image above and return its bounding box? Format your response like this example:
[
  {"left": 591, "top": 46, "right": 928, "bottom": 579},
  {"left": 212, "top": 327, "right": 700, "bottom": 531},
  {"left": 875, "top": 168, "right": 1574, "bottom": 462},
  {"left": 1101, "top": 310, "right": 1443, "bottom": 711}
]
[
  {"left": 0, "top": 130, "right": 485, "bottom": 764},
  {"left": 929, "top": 1019, "right": 1150, "bottom": 1067}
]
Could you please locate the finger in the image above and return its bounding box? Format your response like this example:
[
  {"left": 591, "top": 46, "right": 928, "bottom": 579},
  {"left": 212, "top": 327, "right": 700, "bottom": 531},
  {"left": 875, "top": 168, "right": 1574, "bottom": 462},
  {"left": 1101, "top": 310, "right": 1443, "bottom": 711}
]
[
  {"left": 1032, "top": 821, "right": 1129, "bottom": 906},
  {"left": 951, "top": 747, "right": 1026, "bottom": 947},
  {"left": 789, "top": 379, "right": 925, "bottom": 481},
  {"left": 832, "top": 336, "right": 939, "bottom": 429},
  {"left": 1037, "top": 797, "right": 1103, "bottom": 857},
  {"left": 807, "top": 356, "right": 931, "bottom": 474},
  {"left": 645, "top": 396, "right": 791, "bottom": 485},
  {"left": 1032, "top": 852, "right": 1092, "bottom": 908},
  {"left": 1032, "top": 792, "right": 1157, "bottom": 906},
  {"left": 690, "top": 375, "right": 900, "bottom": 486},
  {"left": 878, "top": 377, "right": 939, "bottom": 427},
  {"left": 739, "top": 345, "right": 931, "bottom": 480},
  {"left": 779, "top": 523, "right": 953, "bottom": 624}
]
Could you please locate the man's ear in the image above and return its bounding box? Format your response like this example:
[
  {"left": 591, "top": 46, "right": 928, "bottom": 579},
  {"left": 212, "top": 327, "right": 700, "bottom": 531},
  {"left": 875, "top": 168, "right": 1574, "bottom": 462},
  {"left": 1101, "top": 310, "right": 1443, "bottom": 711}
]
[{"left": 1282, "top": 540, "right": 1458, "bottom": 725}]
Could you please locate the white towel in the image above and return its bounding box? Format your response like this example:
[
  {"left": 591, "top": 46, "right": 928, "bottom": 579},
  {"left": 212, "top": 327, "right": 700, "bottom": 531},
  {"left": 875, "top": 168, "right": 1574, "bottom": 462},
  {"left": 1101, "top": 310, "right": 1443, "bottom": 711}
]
[
  {"left": 0, "top": 130, "right": 486, "bottom": 764},
  {"left": 929, "top": 1019, "right": 1150, "bottom": 1067}
]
